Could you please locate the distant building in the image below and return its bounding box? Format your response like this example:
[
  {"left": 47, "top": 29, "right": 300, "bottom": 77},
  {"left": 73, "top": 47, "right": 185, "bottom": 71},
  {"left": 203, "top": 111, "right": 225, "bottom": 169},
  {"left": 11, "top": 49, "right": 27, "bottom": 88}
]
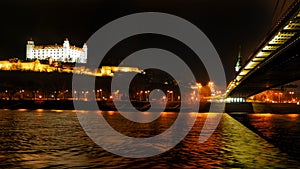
[{"left": 26, "top": 38, "right": 87, "bottom": 63}]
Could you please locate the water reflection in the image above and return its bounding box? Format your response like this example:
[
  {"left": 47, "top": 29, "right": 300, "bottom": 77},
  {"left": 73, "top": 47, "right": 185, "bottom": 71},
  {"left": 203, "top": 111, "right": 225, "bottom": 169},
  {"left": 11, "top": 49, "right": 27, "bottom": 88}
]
[
  {"left": 287, "top": 114, "right": 299, "bottom": 119},
  {"left": 0, "top": 110, "right": 299, "bottom": 168},
  {"left": 230, "top": 113, "right": 300, "bottom": 162}
]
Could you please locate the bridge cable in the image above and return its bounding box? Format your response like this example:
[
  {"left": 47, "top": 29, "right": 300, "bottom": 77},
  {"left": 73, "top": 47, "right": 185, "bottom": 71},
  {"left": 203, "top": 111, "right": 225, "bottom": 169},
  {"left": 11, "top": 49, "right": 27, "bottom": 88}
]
[
  {"left": 279, "top": 0, "right": 287, "bottom": 19},
  {"left": 271, "top": 0, "right": 280, "bottom": 28}
]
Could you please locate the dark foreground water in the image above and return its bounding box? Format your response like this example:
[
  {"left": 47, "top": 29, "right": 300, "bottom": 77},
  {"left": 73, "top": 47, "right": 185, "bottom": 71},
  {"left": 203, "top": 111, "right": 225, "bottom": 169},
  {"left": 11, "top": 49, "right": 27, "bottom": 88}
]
[
  {"left": 230, "top": 113, "right": 300, "bottom": 162},
  {"left": 0, "top": 110, "right": 300, "bottom": 168}
]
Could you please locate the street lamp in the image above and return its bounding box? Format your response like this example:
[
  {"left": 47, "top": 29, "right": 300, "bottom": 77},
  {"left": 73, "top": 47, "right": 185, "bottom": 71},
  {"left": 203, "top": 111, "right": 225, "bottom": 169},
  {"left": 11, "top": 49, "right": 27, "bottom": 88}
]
[
  {"left": 144, "top": 90, "right": 150, "bottom": 101},
  {"left": 96, "top": 89, "right": 103, "bottom": 100},
  {"left": 139, "top": 90, "right": 143, "bottom": 101},
  {"left": 167, "top": 90, "right": 174, "bottom": 102},
  {"left": 74, "top": 91, "right": 77, "bottom": 100},
  {"left": 85, "top": 91, "right": 89, "bottom": 100},
  {"left": 289, "top": 91, "right": 295, "bottom": 102}
]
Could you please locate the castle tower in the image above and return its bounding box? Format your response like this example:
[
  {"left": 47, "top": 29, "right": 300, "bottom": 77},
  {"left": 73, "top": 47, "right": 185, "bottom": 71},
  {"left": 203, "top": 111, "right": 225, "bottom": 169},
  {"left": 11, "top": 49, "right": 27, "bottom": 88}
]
[
  {"left": 63, "top": 38, "right": 70, "bottom": 62},
  {"left": 26, "top": 39, "right": 35, "bottom": 60},
  {"left": 81, "top": 43, "right": 88, "bottom": 63},
  {"left": 235, "top": 46, "right": 242, "bottom": 72}
]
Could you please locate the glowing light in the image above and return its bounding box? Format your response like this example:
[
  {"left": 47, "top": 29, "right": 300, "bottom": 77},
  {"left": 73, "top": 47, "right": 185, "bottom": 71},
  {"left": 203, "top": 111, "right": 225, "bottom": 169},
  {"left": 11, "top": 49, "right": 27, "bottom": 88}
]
[
  {"left": 240, "top": 70, "right": 250, "bottom": 76},
  {"left": 288, "top": 114, "right": 299, "bottom": 119},
  {"left": 251, "top": 113, "right": 273, "bottom": 117},
  {"left": 245, "top": 61, "right": 260, "bottom": 70},
  {"left": 188, "top": 112, "right": 198, "bottom": 118},
  {"left": 160, "top": 112, "right": 174, "bottom": 117},
  {"left": 76, "top": 110, "right": 88, "bottom": 114},
  {"left": 108, "top": 111, "right": 115, "bottom": 116},
  {"left": 143, "top": 112, "right": 150, "bottom": 115}
]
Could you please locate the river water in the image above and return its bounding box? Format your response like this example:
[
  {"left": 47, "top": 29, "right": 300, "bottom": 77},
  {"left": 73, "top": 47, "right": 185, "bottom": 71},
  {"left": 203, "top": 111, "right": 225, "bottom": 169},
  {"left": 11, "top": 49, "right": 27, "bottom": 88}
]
[{"left": 0, "top": 110, "right": 299, "bottom": 168}]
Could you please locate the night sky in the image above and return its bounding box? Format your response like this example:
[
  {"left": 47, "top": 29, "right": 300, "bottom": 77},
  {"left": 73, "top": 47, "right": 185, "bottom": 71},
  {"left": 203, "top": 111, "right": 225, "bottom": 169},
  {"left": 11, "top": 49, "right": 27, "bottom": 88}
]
[{"left": 0, "top": 0, "right": 295, "bottom": 82}]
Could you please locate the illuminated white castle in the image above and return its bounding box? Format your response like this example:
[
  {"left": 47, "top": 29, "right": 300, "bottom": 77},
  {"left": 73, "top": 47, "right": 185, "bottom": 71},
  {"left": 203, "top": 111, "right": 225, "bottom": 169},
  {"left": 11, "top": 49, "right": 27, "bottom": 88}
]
[{"left": 26, "top": 38, "right": 87, "bottom": 63}]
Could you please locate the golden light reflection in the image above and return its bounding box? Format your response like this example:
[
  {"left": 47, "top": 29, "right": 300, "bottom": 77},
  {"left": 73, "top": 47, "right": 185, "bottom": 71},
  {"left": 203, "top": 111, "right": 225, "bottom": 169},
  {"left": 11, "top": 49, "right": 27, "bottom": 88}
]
[
  {"left": 108, "top": 111, "right": 115, "bottom": 116},
  {"left": 188, "top": 112, "right": 199, "bottom": 118},
  {"left": 36, "top": 112, "right": 43, "bottom": 117},
  {"left": 143, "top": 112, "right": 150, "bottom": 115},
  {"left": 288, "top": 114, "right": 299, "bottom": 119},
  {"left": 196, "top": 113, "right": 206, "bottom": 117},
  {"left": 219, "top": 114, "right": 292, "bottom": 167},
  {"left": 250, "top": 113, "right": 273, "bottom": 118},
  {"left": 18, "top": 109, "right": 28, "bottom": 112},
  {"left": 160, "top": 112, "right": 167, "bottom": 117},
  {"left": 76, "top": 110, "right": 89, "bottom": 114},
  {"left": 160, "top": 112, "right": 175, "bottom": 117},
  {"left": 206, "top": 113, "right": 222, "bottom": 117}
]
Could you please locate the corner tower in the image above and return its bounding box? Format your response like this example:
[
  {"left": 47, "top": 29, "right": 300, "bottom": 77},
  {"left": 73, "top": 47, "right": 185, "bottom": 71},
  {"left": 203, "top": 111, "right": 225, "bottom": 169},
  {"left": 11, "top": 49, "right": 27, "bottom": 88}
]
[
  {"left": 63, "top": 38, "right": 70, "bottom": 61},
  {"left": 26, "top": 39, "right": 35, "bottom": 60},
  {"left": 81, "top": 43, "right": 88, "bottom": 63}
]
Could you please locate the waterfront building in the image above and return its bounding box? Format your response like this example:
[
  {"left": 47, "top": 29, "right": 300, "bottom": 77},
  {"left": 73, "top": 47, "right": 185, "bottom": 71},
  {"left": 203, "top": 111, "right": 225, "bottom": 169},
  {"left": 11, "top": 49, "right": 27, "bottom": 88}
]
[{"left": 26, "top": 38, "right": 87, "bottom": 63}]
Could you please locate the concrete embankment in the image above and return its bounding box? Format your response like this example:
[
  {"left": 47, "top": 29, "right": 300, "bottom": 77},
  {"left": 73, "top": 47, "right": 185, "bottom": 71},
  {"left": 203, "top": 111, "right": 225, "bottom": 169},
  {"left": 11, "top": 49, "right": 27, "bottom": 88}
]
[
  {"left": 225, "top": 102, "right": 300, "bottom": 114},
  {"left": 252, "top": 103, "right": 300, "bottom": 113},
  {"left": 225, "top": 102, "right": 254, "bottom": 113}
]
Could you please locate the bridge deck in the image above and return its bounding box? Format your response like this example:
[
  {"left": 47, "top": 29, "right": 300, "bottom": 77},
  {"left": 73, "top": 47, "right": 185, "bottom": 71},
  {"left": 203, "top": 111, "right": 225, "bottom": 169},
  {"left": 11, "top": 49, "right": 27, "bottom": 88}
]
[{"left": 226, "top": 2, "right": 300, "bottom": 98}]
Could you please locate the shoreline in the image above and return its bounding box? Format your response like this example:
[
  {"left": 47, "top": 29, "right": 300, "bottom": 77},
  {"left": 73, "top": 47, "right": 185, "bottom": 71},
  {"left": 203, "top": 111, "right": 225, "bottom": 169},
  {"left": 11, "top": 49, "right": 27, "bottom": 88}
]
[{"left": 0, "top": 100, "right": 300, "bottom": 113}]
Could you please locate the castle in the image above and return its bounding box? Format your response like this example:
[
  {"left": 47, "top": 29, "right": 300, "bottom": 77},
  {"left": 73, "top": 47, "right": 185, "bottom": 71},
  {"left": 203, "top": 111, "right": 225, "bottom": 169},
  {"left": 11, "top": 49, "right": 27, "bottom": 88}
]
[{"left": 26, "top": 38, "right": 87, "bottom": 63}]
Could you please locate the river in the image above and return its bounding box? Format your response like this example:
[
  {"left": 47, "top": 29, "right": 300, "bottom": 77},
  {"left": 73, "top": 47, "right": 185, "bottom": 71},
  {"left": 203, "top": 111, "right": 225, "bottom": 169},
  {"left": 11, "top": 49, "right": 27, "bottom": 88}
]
[{"left": 0, "top": 110, "right": 299, "bottom": 168}]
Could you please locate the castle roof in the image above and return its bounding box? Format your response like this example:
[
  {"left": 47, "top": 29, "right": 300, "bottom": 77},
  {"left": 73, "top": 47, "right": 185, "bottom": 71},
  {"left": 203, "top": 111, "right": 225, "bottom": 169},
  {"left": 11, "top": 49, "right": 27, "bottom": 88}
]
[
  {"left": 70, "top": 45, "right": 83, "bottom": 51},
  {"left": 34, "top": 45, "right": 63, "bottom": 49},
  {"left": 33, "top": 45, "right": 83, "bottom": 51}
]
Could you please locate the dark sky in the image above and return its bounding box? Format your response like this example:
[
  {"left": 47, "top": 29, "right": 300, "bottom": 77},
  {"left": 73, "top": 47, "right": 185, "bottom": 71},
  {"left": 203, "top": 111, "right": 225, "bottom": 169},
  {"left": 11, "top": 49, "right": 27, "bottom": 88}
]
[{"left": 0, "top": 0, "right": 295, "bottom": 82}]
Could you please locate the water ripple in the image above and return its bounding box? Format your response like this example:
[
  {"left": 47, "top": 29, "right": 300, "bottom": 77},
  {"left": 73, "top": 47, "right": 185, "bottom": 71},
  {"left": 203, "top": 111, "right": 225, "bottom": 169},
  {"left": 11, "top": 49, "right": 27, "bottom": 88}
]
[{"left": 0, "top": 110, "right": 299, "bottom": 168}]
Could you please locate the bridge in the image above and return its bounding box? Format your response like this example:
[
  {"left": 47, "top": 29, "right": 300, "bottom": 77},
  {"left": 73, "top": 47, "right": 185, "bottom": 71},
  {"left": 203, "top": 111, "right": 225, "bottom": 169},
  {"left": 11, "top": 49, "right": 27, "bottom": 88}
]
[{"left": 225, "top": 1, "right": 300, "bottom": 99}]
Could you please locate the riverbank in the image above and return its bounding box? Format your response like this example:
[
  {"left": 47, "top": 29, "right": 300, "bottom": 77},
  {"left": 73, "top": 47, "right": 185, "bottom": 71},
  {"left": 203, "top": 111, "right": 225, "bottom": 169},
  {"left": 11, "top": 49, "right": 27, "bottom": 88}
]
[
  {"left": 0, "top": 100, "right": 182, "bottom": 112},
  {"left": 0, "top": 100, "right": 299, "bottom": 113}
]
